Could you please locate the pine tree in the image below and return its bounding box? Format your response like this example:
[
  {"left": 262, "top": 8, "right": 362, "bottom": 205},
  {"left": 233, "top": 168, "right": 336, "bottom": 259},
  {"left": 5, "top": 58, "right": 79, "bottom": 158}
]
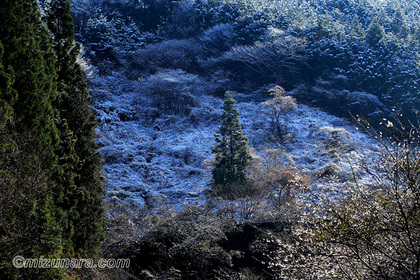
[{"left": 211, "top": 92, "right": 251, "bottom": 193}]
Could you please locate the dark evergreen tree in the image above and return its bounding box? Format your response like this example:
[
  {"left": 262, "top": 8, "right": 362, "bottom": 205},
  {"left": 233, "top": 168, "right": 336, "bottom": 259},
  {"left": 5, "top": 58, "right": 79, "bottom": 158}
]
[
  {"left": 211, "top": 92, "right": 251, "bottom": 192},
  {"left": 0, "top": 0, "right": 104, "bottom": 277},
  {"left": 46, "top": 0, "right": 105, "bottom": 255},
  {"left": 0, "top": 42, "right": 15, "bottom": 128},
  {"left": 0, "top": 0, "right": 59, "bottom": 159},
  {"left": 0, "top": 0, "right": 64, "bottom": 278}
]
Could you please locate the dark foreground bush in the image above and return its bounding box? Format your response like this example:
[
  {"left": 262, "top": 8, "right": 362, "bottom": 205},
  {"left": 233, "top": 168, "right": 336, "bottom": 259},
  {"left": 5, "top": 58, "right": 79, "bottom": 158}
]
[{"left": 104, "top": 203, "right": 287, "bottom": 280}]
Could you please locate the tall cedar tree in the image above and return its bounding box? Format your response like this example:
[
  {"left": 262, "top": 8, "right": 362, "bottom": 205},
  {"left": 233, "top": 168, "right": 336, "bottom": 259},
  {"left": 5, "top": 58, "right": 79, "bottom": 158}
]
[
  {"left": 0, "top": 0, "right": 59, "bottom": 159},
  {"left": 0, "top": 0, "right": 63, "bottom": 278},
  {"left": 212, "top": 92, "right": 251, "bottom": 190},
  {"left": 0, "top": 0, "right": 104, "bottom": 278},
  {"left": 45, "top": 0, "right": 105, "bottom": 255}
]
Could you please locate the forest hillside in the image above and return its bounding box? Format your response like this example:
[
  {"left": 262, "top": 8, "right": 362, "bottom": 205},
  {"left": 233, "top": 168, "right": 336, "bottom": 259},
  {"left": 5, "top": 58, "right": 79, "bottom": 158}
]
[
  {"left": 69, "top": 0, "right": 420, "bottom": 279},
  {"left": 1, "top": 0, "right": 420, "bottom": 279}
]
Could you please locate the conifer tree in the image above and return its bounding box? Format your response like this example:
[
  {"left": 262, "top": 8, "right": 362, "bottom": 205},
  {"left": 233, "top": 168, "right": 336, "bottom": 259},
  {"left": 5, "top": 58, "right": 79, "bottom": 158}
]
[
  {"left": 211, "top": 92, "right": 251, "bottom": 192},
  {"left": 45, "top": 0, "right": 105, "bottom": 255},
  {"left": 0, "top": 42, "right": 15, "bottom": 128},
  {"left": 0, "top": 0, "right": 64, "bottom": 278},
  {"left": 0, "top": 2, "right": 105, "bottom": 278},
  {"left": 0, "top": 0, "right": 59, "bottom": 159}
]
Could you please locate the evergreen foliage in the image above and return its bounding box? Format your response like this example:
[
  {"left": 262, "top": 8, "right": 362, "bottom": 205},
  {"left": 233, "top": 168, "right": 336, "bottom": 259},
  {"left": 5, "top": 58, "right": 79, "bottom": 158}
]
[
  {"left": 69, "top": 0, "right": 420, "bottom": 122},
  {"left": 0, "top": 1, "right": 62, "bottom": 277},
  {"left": 0, "top": 0, "right": 59, "bottom": 162},
  {"left": 211, "top": 92, "right": 251, "bottom": 193},
  {"left": 46, "top": 0, "right": 105, "bottom": 255},
  {"left": 0, "top": 0, "right": 104, "bottom": 278}
]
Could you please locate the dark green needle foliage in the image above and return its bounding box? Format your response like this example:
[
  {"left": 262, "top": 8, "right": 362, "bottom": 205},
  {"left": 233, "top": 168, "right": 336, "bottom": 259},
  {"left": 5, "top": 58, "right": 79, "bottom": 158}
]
[
  {"left": 211, "top": 92, "right": 251, "bottom": 197},
  {"left": 0, "top": 0, "right": 104, "bottom": 278},
  {"left": 45, "top": 0, "right": 105, "bottom": 256}
]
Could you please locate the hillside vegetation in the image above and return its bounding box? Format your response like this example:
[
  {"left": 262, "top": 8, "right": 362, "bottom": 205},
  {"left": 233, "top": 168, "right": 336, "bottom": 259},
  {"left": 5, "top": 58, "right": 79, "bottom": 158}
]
[
  {"left": 0, "top": 0, "right": 104, "bottom": 279},
  {"left": 68, "top": 0, "right": 420, "bottom": 279},
  {"left": 1, "top": 0, "right": 420, "bottom": 279},
  {"left": 71, "top": 0, "right": 420, "bottom": 121}
]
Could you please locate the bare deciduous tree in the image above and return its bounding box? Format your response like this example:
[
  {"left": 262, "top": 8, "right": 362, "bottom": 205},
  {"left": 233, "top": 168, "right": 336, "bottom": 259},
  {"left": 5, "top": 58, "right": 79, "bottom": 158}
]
[
  {"left": 279, "top": 115, "right": 420, "bottom": 279},
  {"left": 223, "top": 36, "right": 307, "bottom": 83},
  {"left": 262, "top": 85, "right": 297, "bottom": 139}
]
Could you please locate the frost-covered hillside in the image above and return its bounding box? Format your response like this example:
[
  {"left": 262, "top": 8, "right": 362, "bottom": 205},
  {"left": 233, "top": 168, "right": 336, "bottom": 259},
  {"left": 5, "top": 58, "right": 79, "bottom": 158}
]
[
  {"left": 68, "top": 0, "right": 415, "bottom": 208},
  {"left": 89, "top": 69, "right": 378, "bottom": 206},
  {"left": 68, "top": 1, "right": 420, "bottom": 278}
]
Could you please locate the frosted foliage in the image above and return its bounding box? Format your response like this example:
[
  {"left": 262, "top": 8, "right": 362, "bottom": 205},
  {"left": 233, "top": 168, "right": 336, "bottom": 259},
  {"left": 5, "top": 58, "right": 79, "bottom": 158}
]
[
  {"left": 89, "top": 68, "right": 378, "bottom": 208},
  {"left": 263, "top": 86, "right": 297, "bottom": 113},
  {"left": 135, "top": 69, "right": 214, "bottom": 116},
  {"left": 262, "top": 85, "right": 297, "bottom": 138},
  {"left": 277, "top": 117, "right": 420, "bottom": 279},
  {"left": 199, "top": 23, "right": 236, "bottom": 51},
  {"left": 216, "top": 36, "right": 307, "bottom": 84},
  {"left": 133, "top": 39, "right": 201, "bottom": 72}
]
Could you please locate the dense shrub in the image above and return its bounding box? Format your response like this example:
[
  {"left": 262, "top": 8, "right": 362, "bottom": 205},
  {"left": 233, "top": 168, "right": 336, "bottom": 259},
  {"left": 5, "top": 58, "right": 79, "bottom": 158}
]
[
  {"left": 199, "top": 23, "right": 237, "bottom": 57},
  {"left": 135, "top": 70, "right": 204, "bottom": 116},
  {"left": 204, "top": 36, "right": 308, "bottom": 90},
  {"left": 131, "top": 39, "right": 202, "bottom": 73},
  {"left": 105, "top": 201, "right": 289, "bottom": 280}
]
